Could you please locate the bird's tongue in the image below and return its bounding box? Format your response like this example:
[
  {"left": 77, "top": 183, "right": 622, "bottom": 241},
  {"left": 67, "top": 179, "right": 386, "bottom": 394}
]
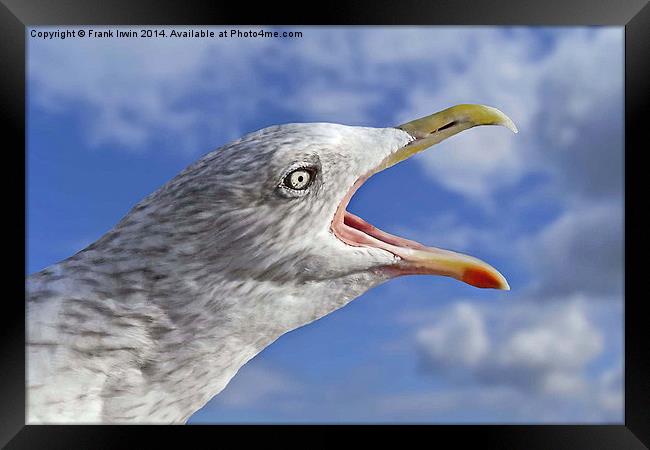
[
  {"left": 342, "top": 211, "right": 425, "bottom": 250},
  {"left": 338, "top": 211, "right": 509, "bottom": 290}
]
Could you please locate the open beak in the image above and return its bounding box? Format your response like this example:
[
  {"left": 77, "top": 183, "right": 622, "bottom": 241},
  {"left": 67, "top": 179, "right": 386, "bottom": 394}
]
[{"left": 331, "top": 104, "right": 517, "bottom": 290}]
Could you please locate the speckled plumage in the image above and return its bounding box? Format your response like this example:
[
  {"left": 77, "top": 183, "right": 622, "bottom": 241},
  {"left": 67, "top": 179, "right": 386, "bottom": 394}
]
[{"left": 27, "top": 123, "right": 413, "bottom": 423}]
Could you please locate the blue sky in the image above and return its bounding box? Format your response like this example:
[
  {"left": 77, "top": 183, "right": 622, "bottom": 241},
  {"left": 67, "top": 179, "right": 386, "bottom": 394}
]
[{"left": 27, "top": 26, "right": 624, "bottom": 423}]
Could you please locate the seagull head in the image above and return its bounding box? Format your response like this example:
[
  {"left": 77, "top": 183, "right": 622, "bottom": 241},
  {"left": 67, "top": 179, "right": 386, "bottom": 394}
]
[
  {"left": 131, "top": 104, "right": 516, "bottom": 325},
  {"left": 27, "top": 104, "right": 519, "bottom": 423}
]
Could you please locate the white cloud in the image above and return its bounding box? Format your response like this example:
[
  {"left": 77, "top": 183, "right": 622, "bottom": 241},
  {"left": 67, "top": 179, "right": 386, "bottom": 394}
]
[
  {"left": 28, "top": 28, "right": 620, "bottom": 172},
  {"left": 397, "top": 28, "right": 622, "bottom": 202},
  {"left": 411, "top": 297, "right": 621, "bottom": 419},
  {"left": 497, "top": 300, "right": 603, "bottom": 393},
  {"left": 596, "top": 365, "right": 624, "bottom": 414},
  {"left": 521, "top": 200, "right": 624, "bottom": 299},
  {"left": 416, "top": 303, "right": 489, "bottom": 368},
  {"left": 29, "top": 28, "right": 283, "bottom": 152},
  {"left": 395, "top": 198, "right": 623, "bottom": 304},
  {"left": 399, "top": 190, "right": 623, "bottom": 421}
]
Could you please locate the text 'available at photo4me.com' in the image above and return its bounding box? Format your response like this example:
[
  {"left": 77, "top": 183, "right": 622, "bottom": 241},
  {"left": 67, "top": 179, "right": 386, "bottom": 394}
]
[{"left": 29, "top": 28, "right": 304, "bottom": 40}]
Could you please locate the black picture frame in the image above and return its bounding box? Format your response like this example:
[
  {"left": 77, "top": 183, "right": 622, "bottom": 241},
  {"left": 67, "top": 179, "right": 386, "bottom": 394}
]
[{"left": 2, "top": 0, "right": 647, "bottom": 447}]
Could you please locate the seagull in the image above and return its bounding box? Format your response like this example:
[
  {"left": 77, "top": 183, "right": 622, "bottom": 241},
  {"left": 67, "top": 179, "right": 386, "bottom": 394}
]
[{"left": 27, "top": 104, "right": 517, "bottom": 423}]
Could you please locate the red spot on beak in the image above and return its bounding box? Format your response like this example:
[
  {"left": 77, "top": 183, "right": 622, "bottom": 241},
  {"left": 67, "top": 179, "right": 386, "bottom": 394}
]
[{"left": 462, "top": 267, "right": 505, "bottom": 289}]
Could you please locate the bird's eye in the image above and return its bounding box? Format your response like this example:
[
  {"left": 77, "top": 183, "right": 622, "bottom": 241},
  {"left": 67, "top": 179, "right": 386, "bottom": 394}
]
[{"left": 283, "top": 168, "right": 314, "bottom": 191}]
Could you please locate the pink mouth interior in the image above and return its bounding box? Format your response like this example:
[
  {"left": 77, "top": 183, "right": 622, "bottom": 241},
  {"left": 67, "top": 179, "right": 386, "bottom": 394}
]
[
  {"left": 330, "top": 176, "right": 426, "bottom": 256},
  {"left": 329, "top": 172, "right": 508, "bottom": 290}
]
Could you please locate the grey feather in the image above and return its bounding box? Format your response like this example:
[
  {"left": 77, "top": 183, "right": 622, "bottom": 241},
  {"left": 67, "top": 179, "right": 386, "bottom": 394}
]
[{"left": 27, "top": 123, "right": 411, "bottom": 423}]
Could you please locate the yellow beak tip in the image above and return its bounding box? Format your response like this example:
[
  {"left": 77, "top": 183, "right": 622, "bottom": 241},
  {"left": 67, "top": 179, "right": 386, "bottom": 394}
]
[{"left": 502, "top": 117, "right": 519, "bottom": 134}]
